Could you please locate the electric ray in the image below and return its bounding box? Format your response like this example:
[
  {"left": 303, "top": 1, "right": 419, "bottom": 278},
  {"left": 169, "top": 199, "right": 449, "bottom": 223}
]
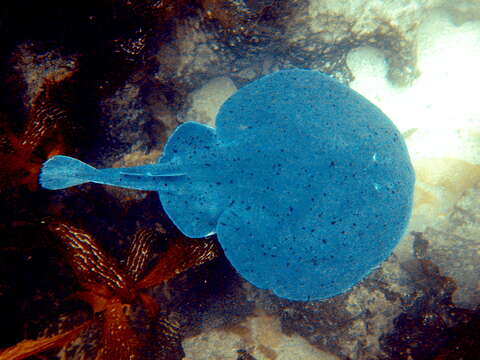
[{"left": 40, "top": 69, "right": 415, "bottom": 301}]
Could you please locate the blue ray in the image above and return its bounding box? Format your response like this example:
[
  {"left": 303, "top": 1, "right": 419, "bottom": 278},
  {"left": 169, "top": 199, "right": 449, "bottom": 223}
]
[{"left": 40, "top": 69, "right": 415, "bottom": 301}]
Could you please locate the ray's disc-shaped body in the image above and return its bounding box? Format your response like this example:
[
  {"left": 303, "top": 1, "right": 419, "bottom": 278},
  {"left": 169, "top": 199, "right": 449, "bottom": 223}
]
[
  {"left": 40, "top": 69, "right": 415, "bottom": 301},
  {"left": 159, "top": 69, "right": 415, "bottom": 300}
]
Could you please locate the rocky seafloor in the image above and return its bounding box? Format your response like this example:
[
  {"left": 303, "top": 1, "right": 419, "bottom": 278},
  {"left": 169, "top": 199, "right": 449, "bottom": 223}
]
[{"left": 0, "top": 1, "right": 479, "bottom": 359}]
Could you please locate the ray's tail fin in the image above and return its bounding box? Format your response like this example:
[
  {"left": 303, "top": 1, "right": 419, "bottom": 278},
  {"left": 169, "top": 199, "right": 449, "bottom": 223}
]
[{"left": 40, "top": 155, "right": 97, "bottom": 190}]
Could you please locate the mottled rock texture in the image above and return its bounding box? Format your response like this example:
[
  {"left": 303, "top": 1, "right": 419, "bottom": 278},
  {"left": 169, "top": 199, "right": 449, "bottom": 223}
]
[{"left": 418, "top": 182, "right": 480, "bottom": 309}]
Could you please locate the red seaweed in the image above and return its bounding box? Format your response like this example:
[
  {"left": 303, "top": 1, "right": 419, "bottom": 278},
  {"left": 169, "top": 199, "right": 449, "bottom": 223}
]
[{"left": 0, "top": 221, "right": 220, "bottom": 360}]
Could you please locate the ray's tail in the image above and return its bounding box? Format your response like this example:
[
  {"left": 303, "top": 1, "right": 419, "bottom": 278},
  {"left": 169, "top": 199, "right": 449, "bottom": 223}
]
[{"left": 40, "top": 155, "right": 97, "bottom": 190}]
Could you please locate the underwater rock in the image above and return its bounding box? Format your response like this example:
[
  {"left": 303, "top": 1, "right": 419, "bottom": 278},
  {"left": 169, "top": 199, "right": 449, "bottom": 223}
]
[
  {"left": 183, "top": 76, "right": 237, "bottom": 127},
  {"left": 284, "top": 0, "right": 445, "bottom": 85},
  {"left": 381, "top": 258, "right": 477, "bottom": 359},
  {"left": 183, "top": 310, "right": 339, "bottom": 360},
  {"left": 443, "top": 0, "right": 480, "bottom": 24},
  {"left": 154, "top": 16, "right": 232, "bottom": 92},
  {"left": 252, "top": 256, "right": 407, "bottom": 359},
  {"left": 254, "top": 247, "right": 459, "bottom": 359},
  {"left": 416, "top": 181, "right": 480, "bottom": 309},
  {"left": 11, "top": 43, "right": 79, "bottom": 107},
  {"left": 98, "top": 83, "right": 155, "bottom": 163},
  {"left": 153, "top": 0, "right": 288, "bottom": 90}
]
